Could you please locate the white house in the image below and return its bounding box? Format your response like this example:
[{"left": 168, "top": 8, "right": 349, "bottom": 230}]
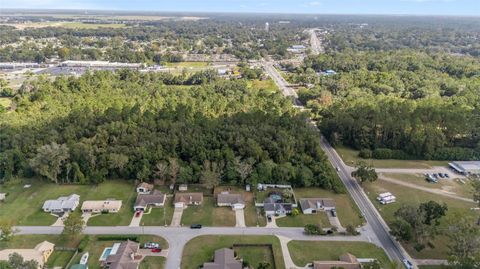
[
  {"left": 217, "top": 192, "right": 245, "bottom": 210},
  {"left": 42, "top": 194, "right": 80, "bottom": 213},
  {"left": 299, "top": 198, "right": 336, "bottom": 214},
  {"left": 136, "top": 182, "right": 154, "bottom": 194}
]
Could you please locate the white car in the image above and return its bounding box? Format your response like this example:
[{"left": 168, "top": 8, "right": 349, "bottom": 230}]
[
  {"left": 403, "top": 259, "right": 413, "bottom": 269},
  {"left": 336, "top": 166, "right": 340, "bottom": 172}
]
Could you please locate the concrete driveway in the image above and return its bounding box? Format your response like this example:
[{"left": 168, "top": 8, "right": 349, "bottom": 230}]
[
  {"left": 171, "top": 207, "right": 183, "bottom": 227},
  {"left": 235, "top": 209, "right": 246, "bottom": 227},
  {"left": 327, "top": 212, "right": 345, "bottom": 232},
  {"left": 129, "top": 212, "right": 143, "bottom": 227}
]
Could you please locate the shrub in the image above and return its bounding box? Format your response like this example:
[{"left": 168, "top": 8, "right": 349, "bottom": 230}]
[
  {"left": 372, "top": 148, "right": 393, "bottom": 159},
  {"left": 304, "top": 224, "right": 325, "bottom": 235},
  {"left": 359, "top": 149, "right": 372, "bottom": 159},
  {"left": 77, "top": 236, "right": 90, "bottom": 252},
  {"left": 346, "top": 224, "right": 359, "bottom": 235}
]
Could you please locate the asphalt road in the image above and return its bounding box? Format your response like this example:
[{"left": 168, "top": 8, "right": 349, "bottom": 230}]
[
  {"left": 308, "top": 29, "right": 323, "bottom": 55},
  {"left": 16, "top": 226, "right": 370, "bottom": 269}
]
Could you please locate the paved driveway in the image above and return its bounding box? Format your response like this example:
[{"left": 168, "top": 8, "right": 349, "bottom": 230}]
[
  {"left": 171, "top": 207, "right": 183, "bottom": 227},
  {"left": 327, "top": 213, "right": 345, "bottom": 232},
  {"left": 129, "top": 212, "right": 142, "bottom": 227},
  {"left": 235, "top": 209, "right": 246, "bottom": 227}
]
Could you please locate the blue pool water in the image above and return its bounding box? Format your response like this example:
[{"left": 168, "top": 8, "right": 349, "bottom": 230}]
[{"left": 99, "top": 248, "right": 112, "bottom": 261}]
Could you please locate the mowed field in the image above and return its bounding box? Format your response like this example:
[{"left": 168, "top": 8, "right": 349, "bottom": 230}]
[
  {"left": 287, "top": 241, "right": 390, "bottom": 267},
  {"left": 363, "top": 180, "right": 477, "bottom": 259},
  {"left": 181, "top": 235, "right": 285, "bottom": 269},
  {"left": 335, "top": 145, "right": 449, "bottom": 169},
  {"left": 0, "top": 179, "right": 136, "bottom": 226}
]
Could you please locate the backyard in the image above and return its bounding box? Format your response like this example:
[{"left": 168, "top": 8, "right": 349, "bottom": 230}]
[
  {"left": 181, "top": 197, "right": 236, "bottom": 226},
  {"left": 181, "top": 235, "right": 285, "bottom": 269},
  {"left": 287, "top": 241, "right": 390, "bottom": 267},
  {"left": 336, "top": 146, "right": 449, "bottom": 169},
  {"left": 0, "top": 179, "right": 136, "bottom": 226},
  {"left": 363, "top": 180, "right": 477, "bottom": 259}
]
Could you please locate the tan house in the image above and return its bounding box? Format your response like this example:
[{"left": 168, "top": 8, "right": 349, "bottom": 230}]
[
  {"left": 203, "top": 248, "right": 242, "bottom": 269},
  {"left": 217, "top": 192, "right": 245, "bottom": 209},
  {"left": 81, "top": 200, "right": 123, "bottom": 213},
  {"left": 0, "top": 241, "right": 55, "bottom": 268},
  {"left": 313, "top": 253, "right": 361, "bottom": 269},
  {"left": 136, "top": 182, "right": 154, "bottom": 194},
  {"left": 174, "top": 192, "right": 203, "bottom": 208}
]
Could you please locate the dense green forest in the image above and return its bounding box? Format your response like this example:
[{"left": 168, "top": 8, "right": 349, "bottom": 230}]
[
  {"left": 0, "top": 70, "right": 343, "bottom": 192},
  {"left": 297, "top": 50, "right": 480, "bottom": 160}
]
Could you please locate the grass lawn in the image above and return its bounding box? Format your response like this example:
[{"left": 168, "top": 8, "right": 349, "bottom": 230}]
[
  {"left": 181, "top": 197, "right": 235, "bottom": 226},
  {"left": 336, "top": 145, "right": 449, "bottom": 169},
  {"left": 293, "top": 188, "right": 364, "bottom": 227},
  {"left": 247, "top": 79, "right": 278, "bottom": 93},
  {"left": 381, "top": 173, "right": 474, "bottom": 199},
  {"left": 0, "top": 179, "right": 136, "bottom": 226},
  {"left": 234, "top": 245, "right": 275, "bottom": 268},
  {"left": 181, "top": 235, "right": 285, "bottom": 269},
  {"left": 363, "top": 180, "right": 476, "bottom": 259},
  {"left": 276, "top": 212, "right": 330, "bottom": 228},
  {"left": 165, "top": 62, "right": 210, "bottom": 68},
  {"left": 2, "top": 22, "right": 127, "bottom": 29},
  {"left": 46, "top": 250, "right": 75, "bottom": 268},
  {"left": 139, "top": 256, "right": 165, "bottom": 269},
  {"left": 287, "top": 241, "right": 390, "bottom": 267},
  {"left": 141, "top": 198, "right": 174, "bottom": 226}
]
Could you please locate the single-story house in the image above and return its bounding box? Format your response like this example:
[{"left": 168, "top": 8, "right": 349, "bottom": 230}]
[
  {"left": 174, "top": 192, "right": 203, "bottom": 208},
  {"left": 81, "top": 200, "right": 122, "bottom": 213},
  {"left": 0, "top": 241, "right": 55, "bottom": 269},
  {"left": 0, "top": 193, "right": 5, "bottom": 201},
  {"left": 136, "top": 182, "right": 154, "bottom": 194},
  {"left": 133, "top": 190, "right": 166, "bottom": 211},
  {"left": 42, "top": 194, "right": 80, "bottom": 213},
  {"left": 178, "top": 184, "right": 188, "bottom": 191},
  {"left": 299, "top": 198, "right": 336, "bottom": 214},
  {"left": 313, "top": 253, "right": 361, "bottom": 269},
  {"left": 203, "top": 248, "right": 242, "bottom": 269},
  {"left": 102, "top": 240, "right": 141, "bottom": 269},
  {"left": 263, "top": 197, "right": 292, "bottom": 216},
  {"left": 217, "top": 192, "right": 245, "bottom": 209}
]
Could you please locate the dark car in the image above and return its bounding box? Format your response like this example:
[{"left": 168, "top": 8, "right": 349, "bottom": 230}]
[
  {"left": 438, "top": 173, "right": 445, "bottom": 178},
  {"left": 444, "top": 173, "right": 450, "bottom": 178},
  {"left": 190, "top": 224, "right": 202, "bottom": 229},
  {"left": 330, "top": 209, "right": 337, "bottom": 217},
  {"left": 267, "top": 215, "right": 272, "bottom": 222}
]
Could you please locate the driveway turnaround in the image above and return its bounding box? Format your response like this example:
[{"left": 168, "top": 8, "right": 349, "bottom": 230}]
[
  {"left": 234, "top": 209, "right": 246, "bottom": 227},
  {"left": 170, "top": 207, "right": 183, "bottom": 227}
]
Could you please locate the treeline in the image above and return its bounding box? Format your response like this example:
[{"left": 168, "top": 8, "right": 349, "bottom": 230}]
[
  {"left": 297, "top": 50, "right": 480, "bottom": 160},
  {"left": 0, "top": 70, "right": 343, "bottom": 192}
]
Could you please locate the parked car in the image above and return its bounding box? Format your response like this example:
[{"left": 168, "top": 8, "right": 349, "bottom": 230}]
[
  {"left": 190, "top": 224, "right": 202, "bottom": 229},
  {"left": 135, "top": 211, "right": 142, "bottom": 217},
  {"left": 402, "top": 259, "right": 413, "bottom": 269},
  {"left": 330, "top": 209, "right": 337, "bottom": 217},
  {"left": 151, "top": 248, "right": 162, "bottom": 253},
  {"left": 444, "top": 173, "right": 450, "bottom": 178},
  {"left": 267, "top": 215, "right": 272, "bottom": 222},
  {"left": 144, "top": 242, "right": 160, "bottom": 249},
  {"left": 336, "top": 166, "right": 340, "bottom": 172},
  {"left": 439, "top": 173, "right": 445, "bottom": 178},
  {"left": 433, "top": 173, "right": 438, "bottom": 178}
]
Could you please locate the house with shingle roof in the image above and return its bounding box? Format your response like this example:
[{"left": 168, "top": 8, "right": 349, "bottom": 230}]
[
  {"left": 202, "top": 248, "right": 242, "bottom": 269},
  {"left": 136, "top": 182, "right": 154, "bottom": 194},
  {"left": 217, "top": 192, "right": 245, "bottom": 210},
  {"left": 0, "top": 241, "right": 55, "bottom": 269},
  {"left": 174, "top": 192, "right": 203, "bottom": 208},
  {"left": 133, "top": 190, "right": 166, "bottom": 211},
  {"left": 103, "top": 240, "right": 141, "bottom": 269},
  {"left": 81, "top": 200, "right": 122, "bottom": 213},
  {"left": 299, "top": 198, "right": 336, "bottom": 214},
  {"left": 42, "top": 194, "right": 80, "bottom": 214}
]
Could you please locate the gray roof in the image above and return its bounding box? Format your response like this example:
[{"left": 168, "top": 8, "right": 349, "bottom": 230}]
[
  {"left": 299, "top": 198, "right": 336, "bottom": 212},
  {"left": 105, "top": 240, "right": 140, "bottom": 269},
  {"left": 203, "top": 248, "right": 242, "bottom": 269},
  {"left": 217, "top": 193, "right": 244, "bottom": 205},
  {"left": 134, "top": 190, "right": 165, "bottom": 208},
  {"left": 449, "top": 161, "right": 480, "bottom": 173},
  {"left": 42, "top": 194, "right": 80, "bottom": 211}
]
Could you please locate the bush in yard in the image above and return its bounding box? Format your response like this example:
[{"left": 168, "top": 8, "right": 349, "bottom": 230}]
[
  {"left": 346, "top": 224, "right": 359, "bottom": 235},
  {"left": 291, "top": 208, "right": 300, "bottom": 216},
  {"left": 304, "top": 224, "right": 325, "bottom": 235},
  {"left": 78, "top": 236, "right": 90, "bottom": 252},
  {"left": 359, "top": 149, "right": 372, "bottom": 159}
]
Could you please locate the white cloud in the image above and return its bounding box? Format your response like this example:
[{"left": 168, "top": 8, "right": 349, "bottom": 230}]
[{"left": 2, "top": 0, "right": 103, "bottom": 9}]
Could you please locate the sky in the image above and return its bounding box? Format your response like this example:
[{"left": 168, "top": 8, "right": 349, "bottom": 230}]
[{"left": 2, "top": 0, "right": 480, "bottom": 16}]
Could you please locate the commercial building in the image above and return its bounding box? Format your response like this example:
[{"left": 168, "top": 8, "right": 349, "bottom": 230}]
[{"left": 449, "top": 161, "right": 480, "bottom": 175}]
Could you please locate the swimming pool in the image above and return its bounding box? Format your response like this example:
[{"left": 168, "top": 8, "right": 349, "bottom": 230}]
[{"left": 99, "top": 247, "right": 112, "bottom": 261}]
